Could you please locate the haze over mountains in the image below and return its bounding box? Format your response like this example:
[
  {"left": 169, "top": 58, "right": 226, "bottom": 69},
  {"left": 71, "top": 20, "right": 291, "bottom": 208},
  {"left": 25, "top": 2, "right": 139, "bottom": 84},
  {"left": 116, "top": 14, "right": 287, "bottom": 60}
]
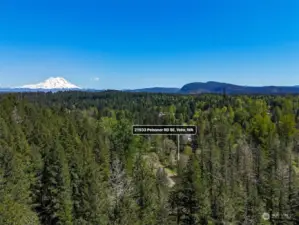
[{"left": 1, "top": 77, "right": 299, "bottom": 94}]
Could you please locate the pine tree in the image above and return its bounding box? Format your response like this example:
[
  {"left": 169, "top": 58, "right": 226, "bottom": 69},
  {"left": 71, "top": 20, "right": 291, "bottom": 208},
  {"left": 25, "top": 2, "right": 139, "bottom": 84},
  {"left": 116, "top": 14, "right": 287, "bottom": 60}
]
[
  {"left": 37, "top": 141, "right": 73, "bottom": 225},
  {"left": 132, "top": 152, "right": 161, "bottom": 224},
  {"left": 169, "top": 155, "right": 202, "bottom": 225}
]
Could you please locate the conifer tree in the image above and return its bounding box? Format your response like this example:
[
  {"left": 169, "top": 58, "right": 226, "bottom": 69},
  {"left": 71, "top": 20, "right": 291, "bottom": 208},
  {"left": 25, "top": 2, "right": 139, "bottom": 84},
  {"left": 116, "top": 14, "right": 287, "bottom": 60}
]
[{"left": 37, "top": 141, "right": 73, "bottom": 225}]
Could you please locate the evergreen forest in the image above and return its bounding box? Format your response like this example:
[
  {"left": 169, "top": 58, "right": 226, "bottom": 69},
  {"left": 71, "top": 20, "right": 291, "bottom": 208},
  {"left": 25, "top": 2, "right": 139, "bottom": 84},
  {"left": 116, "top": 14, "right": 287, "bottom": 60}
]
[{"left": 1, "top": 91, "right": 299, "bottom": 224}]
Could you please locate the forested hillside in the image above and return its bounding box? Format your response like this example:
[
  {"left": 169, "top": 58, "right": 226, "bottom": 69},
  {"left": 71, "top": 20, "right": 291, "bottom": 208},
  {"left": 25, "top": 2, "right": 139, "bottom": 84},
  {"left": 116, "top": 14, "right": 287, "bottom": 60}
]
[{"left": 1, "top": 91, "right": 299, "bottom": 224}]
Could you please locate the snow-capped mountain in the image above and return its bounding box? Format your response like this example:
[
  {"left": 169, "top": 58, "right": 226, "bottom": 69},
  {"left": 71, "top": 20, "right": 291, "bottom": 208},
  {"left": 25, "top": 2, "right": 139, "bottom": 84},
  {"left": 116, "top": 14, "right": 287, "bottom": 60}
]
[{"left": 21, "top": 77, "right": 80, "bottom": 89}]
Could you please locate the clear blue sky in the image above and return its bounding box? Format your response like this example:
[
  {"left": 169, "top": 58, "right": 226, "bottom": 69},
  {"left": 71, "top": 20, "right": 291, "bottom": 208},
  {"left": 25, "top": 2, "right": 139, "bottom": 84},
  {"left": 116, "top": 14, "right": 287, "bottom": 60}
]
[{"left": 1, "top": 0, "right": 299, "bottom": 89}]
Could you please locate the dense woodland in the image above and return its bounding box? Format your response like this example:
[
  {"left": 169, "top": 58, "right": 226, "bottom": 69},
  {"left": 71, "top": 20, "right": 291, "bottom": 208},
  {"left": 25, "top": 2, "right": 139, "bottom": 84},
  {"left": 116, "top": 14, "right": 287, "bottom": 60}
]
[{"left": 1, "top": 91, "right": 299, "bottom": 224}]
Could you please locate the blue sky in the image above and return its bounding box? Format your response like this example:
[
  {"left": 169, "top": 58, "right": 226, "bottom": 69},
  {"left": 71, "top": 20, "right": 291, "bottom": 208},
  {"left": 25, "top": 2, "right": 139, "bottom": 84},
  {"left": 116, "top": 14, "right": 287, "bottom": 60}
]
[{"left": 1, "top": 0, "right": 299, "bottom": 89}]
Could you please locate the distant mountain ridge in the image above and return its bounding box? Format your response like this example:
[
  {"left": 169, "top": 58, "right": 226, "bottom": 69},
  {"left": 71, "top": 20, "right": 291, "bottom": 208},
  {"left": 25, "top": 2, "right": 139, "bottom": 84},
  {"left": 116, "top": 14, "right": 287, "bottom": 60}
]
[
  {"left": 180, "top": 81, "right": 299, "bottom": 94},
  {"left": 123, "top": 82, "right": 299, "bottom": 94},
  {"left": 126, "top": 87, "right": 180, "bottom": 93},
  {"left": 1, "top": 80, "right": 299, "bottom": 94}
]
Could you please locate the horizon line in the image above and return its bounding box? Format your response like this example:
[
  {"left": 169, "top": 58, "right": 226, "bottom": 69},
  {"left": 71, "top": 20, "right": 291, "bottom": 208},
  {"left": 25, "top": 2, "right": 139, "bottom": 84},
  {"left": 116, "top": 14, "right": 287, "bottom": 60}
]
[{"left": 1, "top": 81, "right": 299, "bottom": 90}]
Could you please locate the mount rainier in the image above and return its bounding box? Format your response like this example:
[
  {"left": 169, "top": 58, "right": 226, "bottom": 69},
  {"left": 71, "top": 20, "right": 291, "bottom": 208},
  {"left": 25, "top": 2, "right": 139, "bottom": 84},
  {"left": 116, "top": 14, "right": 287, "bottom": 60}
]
[{"left": 21, "top": 77, "right": 80, "bottom": 89}]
